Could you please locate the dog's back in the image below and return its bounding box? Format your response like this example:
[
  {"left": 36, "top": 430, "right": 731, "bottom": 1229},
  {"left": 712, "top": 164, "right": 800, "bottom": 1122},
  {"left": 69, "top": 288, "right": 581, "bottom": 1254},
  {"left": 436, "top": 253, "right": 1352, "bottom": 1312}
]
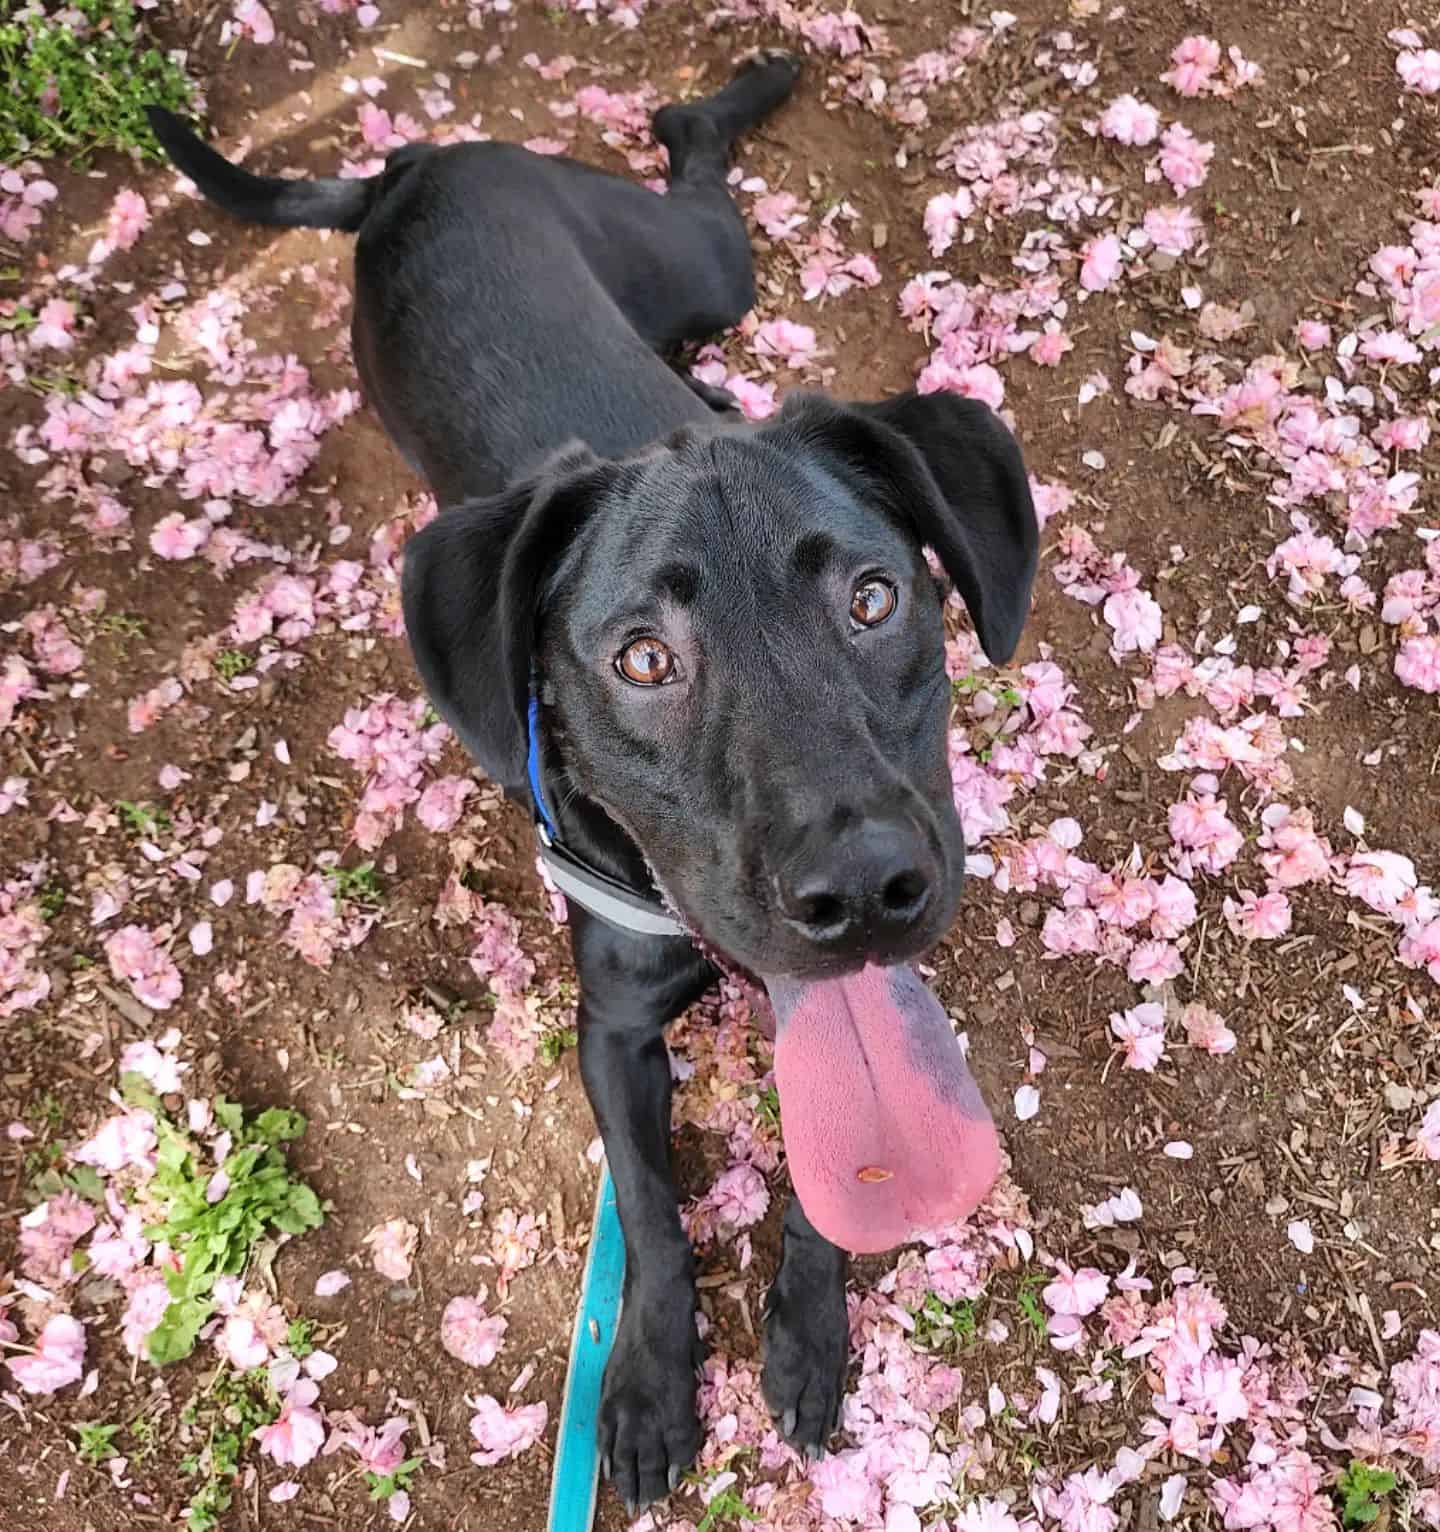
[
  {"left": 348, "top": 140, "right": 713, "bottom": 501},
  {"left": 147, "top": 110, "right": 713, "bottom": 502}
]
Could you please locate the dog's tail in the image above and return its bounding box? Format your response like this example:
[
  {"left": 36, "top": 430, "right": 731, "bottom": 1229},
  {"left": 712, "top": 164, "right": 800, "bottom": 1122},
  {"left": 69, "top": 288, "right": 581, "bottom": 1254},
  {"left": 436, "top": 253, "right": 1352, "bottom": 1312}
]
[{"left": 145, "top": 107, "right": 376, "bottom": 232}]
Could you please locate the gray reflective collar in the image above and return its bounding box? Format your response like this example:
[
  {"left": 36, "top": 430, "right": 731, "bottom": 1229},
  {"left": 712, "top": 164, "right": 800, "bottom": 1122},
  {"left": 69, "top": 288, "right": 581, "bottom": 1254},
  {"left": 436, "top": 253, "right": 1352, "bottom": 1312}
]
[
  {"left": 537, "top": 823, "right": 689, "bottom": 940},
  {"left": 529, "top": 681, "right": 689, "bottom": 941}
]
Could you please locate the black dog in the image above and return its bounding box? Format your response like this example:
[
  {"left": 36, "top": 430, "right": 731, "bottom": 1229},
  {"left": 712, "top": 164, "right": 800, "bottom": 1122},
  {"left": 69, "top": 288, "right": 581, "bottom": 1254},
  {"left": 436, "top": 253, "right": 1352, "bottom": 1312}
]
[{"left": 148, "top": 53, "right": 1036, "bottom": 1514}]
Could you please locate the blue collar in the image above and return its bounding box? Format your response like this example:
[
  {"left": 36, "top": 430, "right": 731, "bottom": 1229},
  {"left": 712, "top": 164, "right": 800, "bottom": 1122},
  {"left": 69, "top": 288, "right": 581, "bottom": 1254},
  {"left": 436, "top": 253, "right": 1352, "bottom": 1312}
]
[
  {"left": 526, "top": 689, "right": 687, "bottom": 940},
  {"left": 527, "top": 693, "right": 558, "bottom": 840}
]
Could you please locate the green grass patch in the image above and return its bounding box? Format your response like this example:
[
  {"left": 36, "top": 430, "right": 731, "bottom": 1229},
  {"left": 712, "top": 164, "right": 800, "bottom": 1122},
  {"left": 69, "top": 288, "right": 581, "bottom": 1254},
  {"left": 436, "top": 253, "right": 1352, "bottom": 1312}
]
[
  {"left": 0, "top": 0, "right": 196, "bottom": 164},
  {"left": 179, "top": 1371, "right": 279, "bottom": 1532}
]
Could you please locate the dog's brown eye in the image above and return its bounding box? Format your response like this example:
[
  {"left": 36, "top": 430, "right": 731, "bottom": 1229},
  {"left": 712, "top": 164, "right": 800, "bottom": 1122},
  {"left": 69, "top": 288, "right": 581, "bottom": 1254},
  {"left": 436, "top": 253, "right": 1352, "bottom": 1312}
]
[
  {"left": 851, "top": 579, "right": 896, "bottom": 628},
  {"left": 617, "top": 637, "right": 676, "bottom": 686}
]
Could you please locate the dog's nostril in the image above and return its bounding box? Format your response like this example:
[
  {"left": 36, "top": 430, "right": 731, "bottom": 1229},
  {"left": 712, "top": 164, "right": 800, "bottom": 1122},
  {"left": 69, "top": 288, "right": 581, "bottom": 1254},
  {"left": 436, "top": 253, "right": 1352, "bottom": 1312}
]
[
  {"left": 882, "top": 869, "right": 928, "bottom": 915},
  {"left": 800, "top": 892, "right": 846, "bottom": 931}
]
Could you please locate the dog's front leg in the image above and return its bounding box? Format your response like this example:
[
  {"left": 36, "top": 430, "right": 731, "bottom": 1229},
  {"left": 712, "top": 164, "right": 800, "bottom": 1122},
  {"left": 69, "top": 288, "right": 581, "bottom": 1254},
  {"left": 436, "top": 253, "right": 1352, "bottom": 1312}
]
[
  {"left": 762, "top": 1195, "right": 849, "bottom": 1460},
  {"left": 572, "top": 910, "right": 718, "bottom": 1515}
]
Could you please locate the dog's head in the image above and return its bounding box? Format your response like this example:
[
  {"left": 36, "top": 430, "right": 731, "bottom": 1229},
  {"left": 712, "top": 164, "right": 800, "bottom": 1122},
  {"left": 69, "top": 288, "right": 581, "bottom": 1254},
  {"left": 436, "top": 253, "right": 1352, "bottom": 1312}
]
[{"left": 402, "top": 391, "right": 1037, "bottom": 978}]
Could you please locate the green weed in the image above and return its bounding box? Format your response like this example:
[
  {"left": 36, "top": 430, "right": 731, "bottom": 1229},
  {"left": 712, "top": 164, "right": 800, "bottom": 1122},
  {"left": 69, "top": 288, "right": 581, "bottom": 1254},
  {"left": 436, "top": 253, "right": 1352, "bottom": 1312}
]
[
  {"left": 73, "top": 1422, "right": 121, "bottom": 1464},
  {"left": 365, "top": 1456, "right": 425, "bottom": 1504},
  {"left": 144, "top": 1096, "right": 323, "bottom": 1365},
  {"left": 1336, "top": 1462, "right": 1396, "bottom": 1527},
  {"left": 285, "top": 1318, "right": 315, "bottom": 1358},
  {"left": 28, "top": 1091, "right": 65, "bottom": 1131},
  {"left": 696, "top": 1486, "right": 758, "bottom": 1530},
  {"left": 539, "top": 1025, "right": 579, "bottom": 1066},
  {"left": 0, "top": 305, "right": 38, "bottom": 333},
  {"left": 911, "top": 1292, "right": 981, "bottom": 1355},
  {"left": 98, "top": 612, "right": 147, "bottom": 638},
  {"left": 213, "top": 649, "right": 253, "bottom": 682},
  {"left": 127, "top": 1409, "right": 165, "bottom": 1463},
  {"left": 1015, "top": 1271, "right": 1048, "bottom": 1341},
  {"left": 326, "top": 861, "right": 383, "bottom": 903},
  {"left": 117, "top": 799, "right": 171, "bottom": 837}
]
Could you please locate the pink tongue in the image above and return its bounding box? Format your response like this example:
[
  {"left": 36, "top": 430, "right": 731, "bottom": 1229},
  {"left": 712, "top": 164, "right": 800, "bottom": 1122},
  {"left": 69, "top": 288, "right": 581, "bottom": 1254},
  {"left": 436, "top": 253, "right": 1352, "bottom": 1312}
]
[{"left": 764, "top": 964, "right": 1000, "bottom": 1255}]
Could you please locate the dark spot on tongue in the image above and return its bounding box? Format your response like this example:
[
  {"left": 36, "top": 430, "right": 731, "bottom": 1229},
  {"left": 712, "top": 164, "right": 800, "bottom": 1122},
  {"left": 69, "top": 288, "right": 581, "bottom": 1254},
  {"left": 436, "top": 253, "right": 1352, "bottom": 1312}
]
[{"left": 763, "top": 964, "right": 1000, "bottom": 1255}]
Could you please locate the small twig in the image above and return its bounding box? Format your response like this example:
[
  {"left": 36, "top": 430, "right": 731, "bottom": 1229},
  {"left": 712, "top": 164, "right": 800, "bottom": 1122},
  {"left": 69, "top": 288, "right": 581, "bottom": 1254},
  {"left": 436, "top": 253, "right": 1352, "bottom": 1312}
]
[
  {"left": 93, "top": 977, "right": 155, "bottom": 1032},
  {"left": 374, "top": 47, "right": 428, "bottom": 68},
  {"left": 1356, "top": 1293, "right": 1387, "bottom": 1370}
]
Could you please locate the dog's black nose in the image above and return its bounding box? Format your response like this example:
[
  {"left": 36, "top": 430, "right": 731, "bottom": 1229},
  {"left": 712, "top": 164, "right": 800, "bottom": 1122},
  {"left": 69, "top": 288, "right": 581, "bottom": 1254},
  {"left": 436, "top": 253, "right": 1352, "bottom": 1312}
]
[{"left": 777, "top": 817, "right": 935, "bottom": 953}]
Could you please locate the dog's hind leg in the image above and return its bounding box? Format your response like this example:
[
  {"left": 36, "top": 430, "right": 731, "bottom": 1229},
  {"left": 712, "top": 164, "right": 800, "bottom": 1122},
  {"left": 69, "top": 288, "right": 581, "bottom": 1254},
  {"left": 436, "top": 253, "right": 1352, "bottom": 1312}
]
[
  {"left": 653, "top": 50, "right": 802, "bottom": 189},
  {"left": 635, "top": 51, "right": 802, "bottom": 343}
]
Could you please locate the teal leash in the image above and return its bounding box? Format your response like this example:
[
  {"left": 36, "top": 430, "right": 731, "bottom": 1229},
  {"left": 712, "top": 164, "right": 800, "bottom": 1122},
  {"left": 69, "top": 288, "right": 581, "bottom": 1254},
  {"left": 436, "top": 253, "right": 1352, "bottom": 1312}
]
[{"left": 547, "top": 1164, "right": 624, "bottom": 1532}]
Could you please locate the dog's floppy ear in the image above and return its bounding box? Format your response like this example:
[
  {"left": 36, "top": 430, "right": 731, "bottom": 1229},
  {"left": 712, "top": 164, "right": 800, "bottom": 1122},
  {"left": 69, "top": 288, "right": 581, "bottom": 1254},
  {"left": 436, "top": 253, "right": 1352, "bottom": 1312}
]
[
  {"left": 401, "top": 444, "right": 615, "bottom": 796},
  {"left": 769, "top": 390, "right": 1039, "bottom": 663}
]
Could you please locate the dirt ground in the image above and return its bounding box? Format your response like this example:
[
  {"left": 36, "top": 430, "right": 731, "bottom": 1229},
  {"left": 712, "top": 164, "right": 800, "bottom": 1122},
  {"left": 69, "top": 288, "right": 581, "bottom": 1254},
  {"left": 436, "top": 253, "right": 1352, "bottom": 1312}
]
[{"left": 3, "top": 3, "right": 1439, "bottom": 1532}]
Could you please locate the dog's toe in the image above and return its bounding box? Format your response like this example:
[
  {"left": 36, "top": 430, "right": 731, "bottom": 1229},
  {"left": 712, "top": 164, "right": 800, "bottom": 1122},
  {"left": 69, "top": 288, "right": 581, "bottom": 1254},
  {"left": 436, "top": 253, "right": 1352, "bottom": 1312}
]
[
  {"left": 603, "top": 1418, "right": 696, "bottom": 1514},
  {"left": 765, "top": 1363, "right": 843, "bottom": 1458}
]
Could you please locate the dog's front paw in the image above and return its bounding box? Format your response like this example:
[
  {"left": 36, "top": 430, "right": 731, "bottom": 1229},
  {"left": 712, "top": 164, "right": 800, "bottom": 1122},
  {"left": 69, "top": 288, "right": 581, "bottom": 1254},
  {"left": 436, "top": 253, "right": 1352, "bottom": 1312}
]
[
  {"left": 599, "top": 1296, "right": 703, "bottom": 1515},
  {"left": 761, "top": 1248, "right": 848, "bottom": 1460},
  {"left": 742, "top": 47, "right": 803, "bottom": 81},
  {"left": 685, "top": 374, "right": 743, "bottom": 414}
]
